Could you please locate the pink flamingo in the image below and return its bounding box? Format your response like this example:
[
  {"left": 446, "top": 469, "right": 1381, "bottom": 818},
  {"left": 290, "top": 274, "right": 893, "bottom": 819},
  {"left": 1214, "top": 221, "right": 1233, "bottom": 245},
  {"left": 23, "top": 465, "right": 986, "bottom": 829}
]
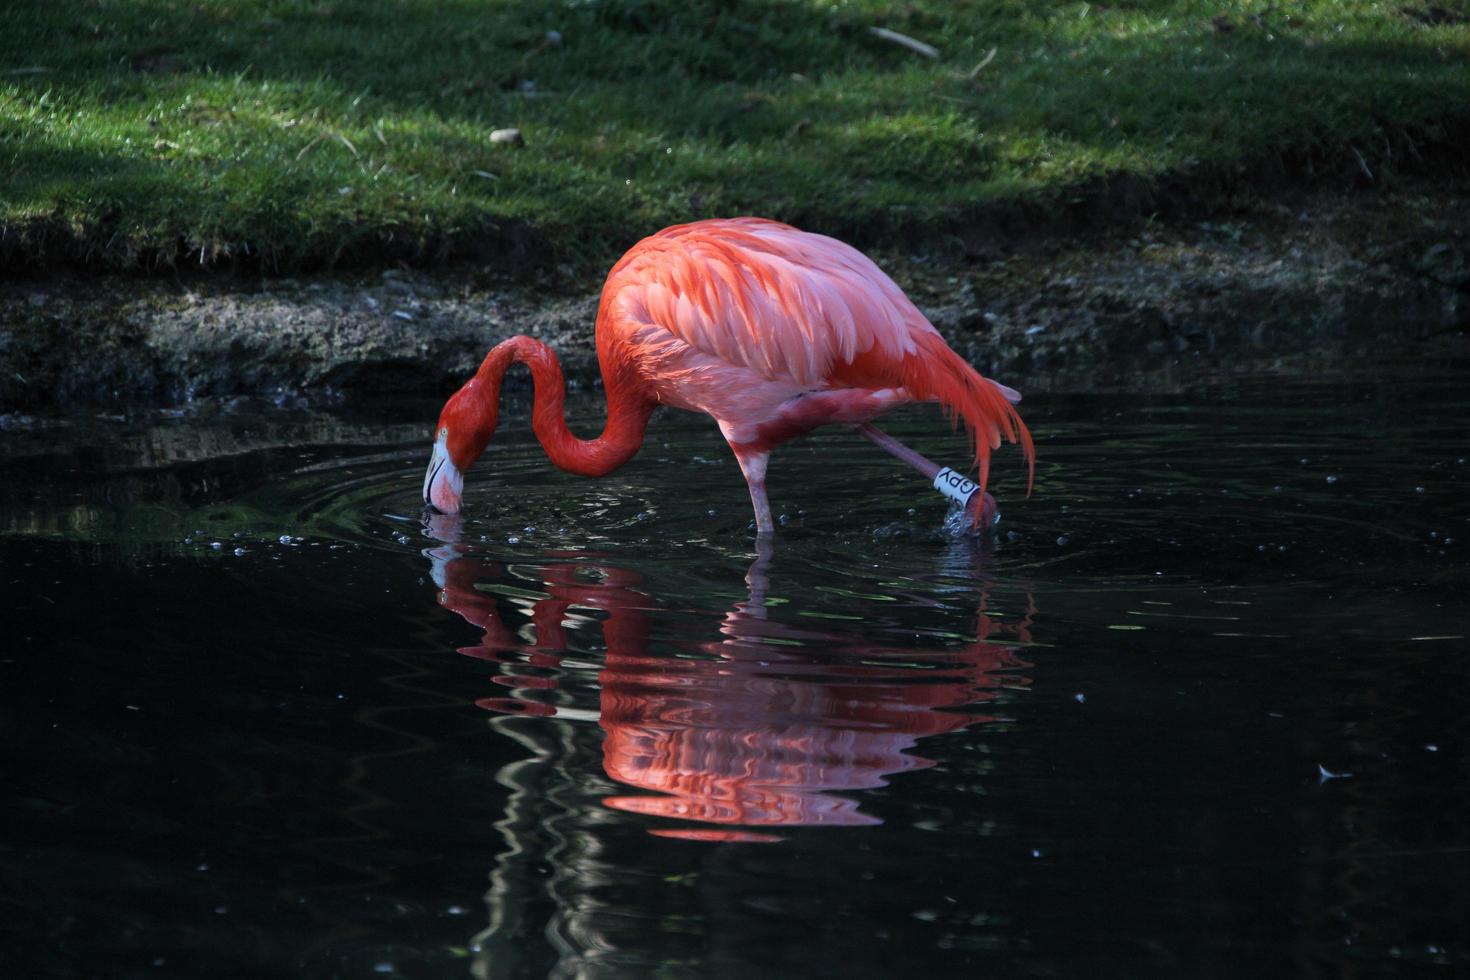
[{"left": 423, "top": 218, "right": 1034, "bottom": 534}]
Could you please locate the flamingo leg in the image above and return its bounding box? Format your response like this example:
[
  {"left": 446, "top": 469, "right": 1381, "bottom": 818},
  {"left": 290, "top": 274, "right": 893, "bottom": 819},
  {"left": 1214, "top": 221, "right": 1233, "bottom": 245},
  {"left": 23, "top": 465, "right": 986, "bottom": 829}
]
[
  {"left": 855, "top": 423, "right": 999, "bottom": 529},
  {"left": 854, "top": 423, "right": 941, "bottom": 481},
  {"left": 729, "top": 445, "right": 775, "bottom": 537}
]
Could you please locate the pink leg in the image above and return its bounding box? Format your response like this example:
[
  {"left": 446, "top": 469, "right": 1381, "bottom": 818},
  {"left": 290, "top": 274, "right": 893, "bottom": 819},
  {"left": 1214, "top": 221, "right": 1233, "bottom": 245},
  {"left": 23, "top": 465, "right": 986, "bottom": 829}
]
[
  {"left": 854, "top": 423, "right": 941, "bottom": 481},
  {"left": 730, "top": 446, "right": 775, "bottom": 537},
  {"left": 855, "top": 423, "right": 999, "bottom": 529}
]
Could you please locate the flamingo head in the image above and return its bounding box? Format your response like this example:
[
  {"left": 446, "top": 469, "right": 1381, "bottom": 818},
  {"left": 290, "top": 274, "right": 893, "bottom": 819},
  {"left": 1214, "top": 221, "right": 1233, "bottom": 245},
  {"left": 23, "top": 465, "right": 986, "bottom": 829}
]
[{"left": 423, "top": 383, "right": 498, "bottom": 514}]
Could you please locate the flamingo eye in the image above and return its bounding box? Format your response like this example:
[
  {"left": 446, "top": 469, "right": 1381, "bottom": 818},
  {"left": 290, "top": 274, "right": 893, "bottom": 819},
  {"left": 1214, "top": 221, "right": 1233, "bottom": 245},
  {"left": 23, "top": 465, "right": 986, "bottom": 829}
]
[{"left": 438, "top": 427, "right": 448, "bottom": 440}]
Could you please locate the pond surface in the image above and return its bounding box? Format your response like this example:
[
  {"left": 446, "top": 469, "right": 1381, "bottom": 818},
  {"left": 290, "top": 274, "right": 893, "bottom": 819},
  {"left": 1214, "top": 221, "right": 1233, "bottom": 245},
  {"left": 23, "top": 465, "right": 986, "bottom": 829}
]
[{"left": 3, "top": 364, "right": 1468, "bottom": 978}]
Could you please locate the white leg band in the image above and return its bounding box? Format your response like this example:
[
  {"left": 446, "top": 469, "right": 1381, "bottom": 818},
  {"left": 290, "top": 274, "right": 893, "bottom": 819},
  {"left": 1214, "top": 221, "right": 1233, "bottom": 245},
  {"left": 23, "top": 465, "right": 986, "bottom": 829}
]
[{"left": 933, "top": 467, "right": 980, "bottom": 507}]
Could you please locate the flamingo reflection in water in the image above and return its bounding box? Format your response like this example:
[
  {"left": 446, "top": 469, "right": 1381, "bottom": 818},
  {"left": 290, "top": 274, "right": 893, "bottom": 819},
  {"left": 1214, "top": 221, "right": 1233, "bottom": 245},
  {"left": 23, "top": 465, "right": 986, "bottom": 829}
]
[{"left": 425, "top": 519, "right": 1034, "bottom": 842}]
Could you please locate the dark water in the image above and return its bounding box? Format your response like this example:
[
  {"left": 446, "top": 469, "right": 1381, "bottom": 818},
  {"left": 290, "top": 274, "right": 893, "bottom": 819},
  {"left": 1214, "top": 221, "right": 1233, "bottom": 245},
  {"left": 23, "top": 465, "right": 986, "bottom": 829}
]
[{"left": 3, "top": 367, "right": 1468, "bottom": 978}]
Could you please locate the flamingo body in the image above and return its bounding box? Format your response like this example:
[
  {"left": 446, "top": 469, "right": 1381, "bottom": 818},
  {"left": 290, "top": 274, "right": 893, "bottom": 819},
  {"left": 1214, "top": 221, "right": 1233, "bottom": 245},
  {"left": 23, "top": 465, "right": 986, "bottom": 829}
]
[{"left": 425, "top": 217, "right": 1032, "bottom": 533}]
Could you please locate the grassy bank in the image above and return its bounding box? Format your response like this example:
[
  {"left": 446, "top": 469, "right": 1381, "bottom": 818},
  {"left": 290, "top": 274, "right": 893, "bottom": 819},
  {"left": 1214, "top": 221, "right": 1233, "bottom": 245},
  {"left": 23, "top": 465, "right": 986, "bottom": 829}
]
[{"left": 2, "top": 0, "right": 1467, "bottom": 274}]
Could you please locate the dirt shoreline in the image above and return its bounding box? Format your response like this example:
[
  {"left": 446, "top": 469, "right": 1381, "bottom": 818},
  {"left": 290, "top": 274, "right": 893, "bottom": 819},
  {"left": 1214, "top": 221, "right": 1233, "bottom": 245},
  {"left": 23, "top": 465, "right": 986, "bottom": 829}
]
[{"left": 1, "top": 186, "right": 1465, "bottom": 415}]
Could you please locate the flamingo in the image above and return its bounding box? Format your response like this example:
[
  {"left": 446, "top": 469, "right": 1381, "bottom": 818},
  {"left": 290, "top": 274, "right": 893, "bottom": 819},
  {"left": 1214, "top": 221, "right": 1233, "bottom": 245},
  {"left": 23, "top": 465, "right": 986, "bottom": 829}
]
[{"left": 423, "top": 217, "right": 1033, "bottom": 535}]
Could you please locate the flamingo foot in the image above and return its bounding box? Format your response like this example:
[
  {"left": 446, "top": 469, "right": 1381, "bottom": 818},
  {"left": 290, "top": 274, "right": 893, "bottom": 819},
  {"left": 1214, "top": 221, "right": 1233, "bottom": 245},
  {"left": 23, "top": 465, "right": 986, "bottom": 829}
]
[{"left": 965, "top": 491, "right": 1001, "bottom": 533}]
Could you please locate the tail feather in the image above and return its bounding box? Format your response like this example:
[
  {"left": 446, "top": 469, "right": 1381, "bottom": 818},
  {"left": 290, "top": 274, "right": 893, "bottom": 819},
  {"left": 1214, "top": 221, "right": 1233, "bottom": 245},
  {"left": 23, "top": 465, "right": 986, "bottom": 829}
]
[
  {"left": 829, "top": 332, "right": 1035, "bottom": 493},
  {"left": 903, "top": 333, "right": 1035, "bottom": 494}
]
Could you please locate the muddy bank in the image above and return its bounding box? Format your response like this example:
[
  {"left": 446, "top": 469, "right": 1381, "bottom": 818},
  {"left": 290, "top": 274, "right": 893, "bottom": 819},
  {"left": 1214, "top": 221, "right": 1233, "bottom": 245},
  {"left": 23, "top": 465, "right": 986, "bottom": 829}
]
[{"left": 1, "top": 187, "right": 1465, "bottom": 414}]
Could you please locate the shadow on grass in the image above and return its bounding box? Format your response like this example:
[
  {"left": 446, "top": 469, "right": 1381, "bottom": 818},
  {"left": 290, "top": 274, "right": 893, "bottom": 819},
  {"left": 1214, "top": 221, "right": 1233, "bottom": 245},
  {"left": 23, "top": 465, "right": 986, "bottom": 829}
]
[
  {"left": 0, "top": 138, "right": 550, "bottom": 272},
  {"left": 2, "top": 0, "right": 1467, "bottom": 272}
]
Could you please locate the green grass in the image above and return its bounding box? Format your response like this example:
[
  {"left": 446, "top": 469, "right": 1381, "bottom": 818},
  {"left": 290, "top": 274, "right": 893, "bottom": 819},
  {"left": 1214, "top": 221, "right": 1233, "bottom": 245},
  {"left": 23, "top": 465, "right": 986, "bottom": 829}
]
[{"left": 1, "top": 0, "right": 1467, "bottom": 273}]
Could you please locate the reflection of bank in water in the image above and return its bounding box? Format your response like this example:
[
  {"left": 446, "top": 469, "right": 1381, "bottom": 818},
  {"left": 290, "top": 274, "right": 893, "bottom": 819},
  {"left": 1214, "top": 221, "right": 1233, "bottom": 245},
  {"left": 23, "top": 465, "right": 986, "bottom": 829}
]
[{"left": 423, "top": 521, "right": 1035, "bottom": 975}]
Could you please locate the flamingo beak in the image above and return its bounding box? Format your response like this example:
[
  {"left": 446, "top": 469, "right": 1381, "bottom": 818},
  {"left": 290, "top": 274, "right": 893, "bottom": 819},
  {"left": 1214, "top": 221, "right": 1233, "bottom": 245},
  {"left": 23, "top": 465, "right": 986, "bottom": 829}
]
[{"left": 423, "top": 437, "right": 464, "bottom": 514}]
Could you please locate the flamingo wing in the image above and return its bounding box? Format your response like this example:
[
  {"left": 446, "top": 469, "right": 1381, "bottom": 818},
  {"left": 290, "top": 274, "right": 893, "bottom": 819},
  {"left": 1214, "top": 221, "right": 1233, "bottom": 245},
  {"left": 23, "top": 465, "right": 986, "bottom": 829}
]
[
  {"left": 604, "top": 217, "right": 1033, "bottom": 490},
  {"left": 606, "top": 218, "right": 931, "bottom": 386}
]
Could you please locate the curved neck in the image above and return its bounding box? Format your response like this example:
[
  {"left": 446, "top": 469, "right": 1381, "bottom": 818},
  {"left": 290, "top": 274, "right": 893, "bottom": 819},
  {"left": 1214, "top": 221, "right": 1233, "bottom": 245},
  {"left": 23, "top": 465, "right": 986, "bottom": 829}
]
[{"left": 472, "top": 335, "right": 654, "bottom": 477}]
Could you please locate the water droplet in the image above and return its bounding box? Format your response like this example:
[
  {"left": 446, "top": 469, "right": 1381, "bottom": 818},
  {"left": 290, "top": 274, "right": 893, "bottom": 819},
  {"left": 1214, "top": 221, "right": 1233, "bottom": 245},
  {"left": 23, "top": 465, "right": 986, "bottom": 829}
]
[
  {"left": 1415, "top": 486, "right": 1426, "bottom": 494},
  {"left": 210, "top": 542, "right": 222, "bottom": 550},
  {"left": 1056, "top": 535, "right": 1069, "bottom": 546},
  {"left": 506, "top": 536, "right": 520, "bottom": 545},
  {"left": 233, "top": 547, "right": 246, "bottom": 556},
  {"left": 279, "top": 534, "right": 292, "bottom": 545},
  {"left": 373, "top": 964, "right": 395, "bottom": 975},
  {"left": 1030, "top": 849, "right": 1043, "bottom": 858},
  {"left": 446, "top": 905, "right": 468, "bottom": 916},
  {"left": 1426, "top": 744, "right": 1438, "bottom": 752},
  {"left": 1326, "top": 475, "right": 1338, "bottom": 484},
  {"left": 1074, "top": 693, "right": 1086, "bottom": 703}
]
